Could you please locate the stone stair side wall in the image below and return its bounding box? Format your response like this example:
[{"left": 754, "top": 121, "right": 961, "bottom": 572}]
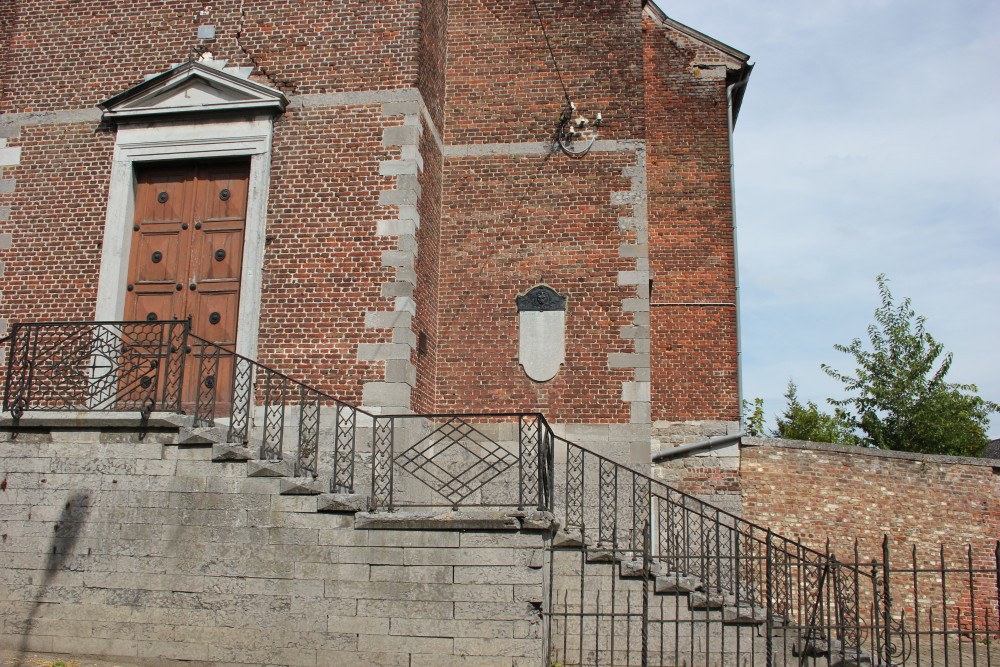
[{"left": 0, "top": 425, "right": 547, "bottom": 667}]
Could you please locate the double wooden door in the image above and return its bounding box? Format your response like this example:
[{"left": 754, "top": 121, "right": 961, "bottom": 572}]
[{"left": 125, "top": 160, "right": 250, "bottom": 405}]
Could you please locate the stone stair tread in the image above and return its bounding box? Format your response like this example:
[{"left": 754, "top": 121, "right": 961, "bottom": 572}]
[
  {"left": 248, "top": 459, "right": 293, "bottom": 477},
  {"left": 721, "top": 604, "right": 768, "bottom": 626},
  {"left": 316, "top": 493, "right": 369, "bottom": 513},
  {"left": 619, "top": 557, "right": 672, "bottom": 579},
  {"left": 212, "top": 443, "right": 253, "bottom": 461},
  {"left": 653, "top": 572, "right": 704, "bottom": 594},
  {"left": 552, "top": 529, "right": 589, "bottom": 549},
  {"left": 688, "top": 591, "right": 732, "bottom": 610},
  {"left": 176, "top": 428, "right": 216, "bottom": 445},
  {"left": 585, "top": 548, "right": 631, "bottom": 564},
  {"left": 279, "top": 476, "right": 324, "bottom": 495}
]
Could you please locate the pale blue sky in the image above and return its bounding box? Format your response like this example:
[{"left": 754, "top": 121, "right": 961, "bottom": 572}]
[{"left": 663, "top": 0, "right": 1000, "bottom": 437}]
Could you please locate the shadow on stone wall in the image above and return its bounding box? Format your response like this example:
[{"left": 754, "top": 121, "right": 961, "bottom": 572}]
[{"left": 15, "top": 491, "right": 91, "bottom": 665}]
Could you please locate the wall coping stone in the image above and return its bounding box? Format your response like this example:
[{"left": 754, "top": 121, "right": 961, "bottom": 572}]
[
  {"left": 743, "top": 436, "right": 1000, "bottom": 469},
  {"left": 355, "top": 510, "right": 547, "bottom": 532},
  {"left": 0, "top": 410, "right": 183, "bottom": 429}
]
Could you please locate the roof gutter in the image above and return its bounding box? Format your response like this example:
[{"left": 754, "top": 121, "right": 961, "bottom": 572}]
[{"left": 652, "top": 433, "right": 743, "bottom": 463}]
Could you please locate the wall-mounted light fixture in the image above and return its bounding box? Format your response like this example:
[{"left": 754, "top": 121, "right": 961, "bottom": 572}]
[{"left": 557, "top": 102, "right": 603, "bottom": 158}]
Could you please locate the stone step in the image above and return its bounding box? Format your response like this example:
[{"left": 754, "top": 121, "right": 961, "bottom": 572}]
[
  {"left": 721, "top": 604, "right": 768, "bottom": 626},
  {"left": 176, "top": 427, "right": 217, "bottom": 445},
  {"left": 552, "top": 529, "right": 588, "bottom": 550},
  {"left": 317, "top": 493, "right": 368, "bottom": 513},
  {"left": 653, "top": 572, "right": 703, "bottom": 594},
  {"left": 585, "top": 548, "right": 632, "bottom": 564},
  {"left": 688, "top": 591, "right": 729, "bottom": 610},
  {"left": 248, "top": 459, "right": 293, "bottom": 477},
  {"left": 212, "top": 443, "right": 253, "bottom": 461},
  {"left": 279, "top": 476, "right": 325, "bottom": 495}
]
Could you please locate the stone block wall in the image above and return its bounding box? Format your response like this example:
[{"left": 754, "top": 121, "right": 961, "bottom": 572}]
[{"left": 0, "top": 427, "right": 547, "bottom": 666}]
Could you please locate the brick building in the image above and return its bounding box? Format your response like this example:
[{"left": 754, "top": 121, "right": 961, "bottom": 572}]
[{"left": 0, "top": 0, "right": 751, "bottom": 460}]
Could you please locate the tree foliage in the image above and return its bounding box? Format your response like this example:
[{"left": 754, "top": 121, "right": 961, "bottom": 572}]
[
  {"left": 772, "top": 380, "right": 858, "bottom": 445},
  {"left": 742, "top": 397, "right": 766, "bottom": 437},
  {"left": 821, "top": 275, "right": 997, "bottom": 457}
]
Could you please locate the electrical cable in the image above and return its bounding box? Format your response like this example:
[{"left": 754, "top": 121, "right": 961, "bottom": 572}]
[{"left": 529, "top": 0, "right": 573, "bottom": 105}]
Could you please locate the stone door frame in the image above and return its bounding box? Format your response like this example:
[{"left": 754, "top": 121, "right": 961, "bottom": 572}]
[{"left": 95, "top": 115, "right": 274, "bottom": 365}]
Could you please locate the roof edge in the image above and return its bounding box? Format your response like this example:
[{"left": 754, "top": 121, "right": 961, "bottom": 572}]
[{"left": 642, "top": 0, "right": 750, "bottom": 66}]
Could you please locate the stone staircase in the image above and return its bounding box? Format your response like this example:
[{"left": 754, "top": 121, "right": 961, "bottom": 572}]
[{"left": 165, "top": 412, "right": 868, "bottom": 667}]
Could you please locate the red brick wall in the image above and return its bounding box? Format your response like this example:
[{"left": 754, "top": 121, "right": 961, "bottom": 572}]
[
  {"left": 741, "top": 440, "right": 1000, "bottom": 630},
  {"left": 0, "top": 0, "right": 421, "bottom": 112},
  {"left": 643, "top": 17, "right": 738, "bottom": 423},
  {"left": 410, "top": 0, "right": 447, "bottom": 413},
  {"left": 417, "top": 0, "right": 448, "bottom": 133},
  {"left": 435, "top": 154, "right": 635, "bottom": 419},
  {"left": 0, "top": 124, "right": 113, "bottom": 323},
  {"left": 444, "top": 0, "right": 645, "bottom": 145},
  {"left": 256, "top": 107, "right": 401, "bottom": 402},
  {"left": 0, "top": 1, "right": 748, "bottom": 426},
  {"left": 412, "top": 126, "right": 442, "bottom": 413}
]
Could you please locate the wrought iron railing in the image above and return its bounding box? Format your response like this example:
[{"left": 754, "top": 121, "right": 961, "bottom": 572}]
[
  {"left": 368, "top": 413, "right": 554, "bottom": 511},
  {"left": 3, "top": 321, "right": 998, "bottom": 667},
  {"left": 2, "top": 320, "right": 190, "bottom": 421}
]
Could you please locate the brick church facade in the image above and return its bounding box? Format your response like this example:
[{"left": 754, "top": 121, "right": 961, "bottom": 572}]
[{"left": 0, "top": 0, "right": 751, "bottom": 459}]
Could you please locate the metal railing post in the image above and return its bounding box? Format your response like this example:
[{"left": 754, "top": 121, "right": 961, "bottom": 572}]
[{"left": 882, "top": 535, "right": 893, "bottom": 667}]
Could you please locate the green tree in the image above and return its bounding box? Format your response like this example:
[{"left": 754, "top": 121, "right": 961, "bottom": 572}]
[
  {"left": 742, "top": 397, "right": 766, "bottom": 437},
  {"left": 773, "top": 380, "right": 858, "bottom": 444},
  {"left": 822, "top": 275, "right": 997, "bottom": 457}
]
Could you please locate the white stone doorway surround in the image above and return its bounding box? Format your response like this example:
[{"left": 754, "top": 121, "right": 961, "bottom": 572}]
[{"left": 94, "top": 60, "right": 287, "bottom": 364}]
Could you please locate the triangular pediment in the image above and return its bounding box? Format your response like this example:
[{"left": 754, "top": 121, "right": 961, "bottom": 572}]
[{"left": 99, "top": 60, "right": 288, "bottom": 120}]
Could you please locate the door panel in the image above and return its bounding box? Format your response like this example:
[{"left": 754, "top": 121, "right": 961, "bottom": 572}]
[{"left": 125, "top": 160, "right": 250, "bottom": 410}]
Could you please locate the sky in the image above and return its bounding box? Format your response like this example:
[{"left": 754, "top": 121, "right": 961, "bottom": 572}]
[{"left": 662, "top": 0, "right": 1000, "bottom": 437}]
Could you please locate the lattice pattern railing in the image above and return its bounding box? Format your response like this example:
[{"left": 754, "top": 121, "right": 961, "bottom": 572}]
[{"left": 4, "top": 321, "right": 997, "bottom": 667}]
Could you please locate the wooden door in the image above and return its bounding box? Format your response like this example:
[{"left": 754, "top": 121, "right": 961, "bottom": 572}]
[{"left": 125, "top": 161, "right": 250, "bottom": 407}]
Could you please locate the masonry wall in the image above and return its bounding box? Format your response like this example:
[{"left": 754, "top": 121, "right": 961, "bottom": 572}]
[
  {"left": 433, "top": 0, "right": 651, "bottom": 425},
  {"left": 0, "top": 123, "right": 113, "bottom": 324},
  {"left": 0, "top": 1, "right": 430, "bottom": 408},
  {"left": 0, "top": 0, "right": 749, "bottom": 436},
  {"left": 740, "top": 438, "right": 1000, "bottom": 628},
  {"left": 643, "top": 17, "right": 739, "bottom": 430},
  {"left": 0, "top": 0, "right": 422, "bottom": 113},
  {"left": 436, "top": 153, "right": 637, "bottom": 420},
  {"left": 0, "top": 428, "right": 547, "bottom": 666}
]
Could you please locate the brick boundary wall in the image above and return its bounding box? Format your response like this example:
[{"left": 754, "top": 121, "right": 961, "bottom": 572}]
[{"left": 740, "top": 437, "right": 1000, "bottom": 628}]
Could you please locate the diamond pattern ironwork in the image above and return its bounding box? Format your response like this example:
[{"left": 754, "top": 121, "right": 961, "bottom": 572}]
[
  {"left": 565, "top": 445, "right": 584, "bottom": 530},
  {"left": 296, "top": 387, "right": 320, "bottom": 478},
  {"left": 333, "top": 403, "right": 356, "bottom": 493},
  {"left": 395, "top": 418, "right": 517, "bottom": 506}
]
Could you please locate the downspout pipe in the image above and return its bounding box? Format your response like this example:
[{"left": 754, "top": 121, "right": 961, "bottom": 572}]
[
  {"left": 727, "top": 70, "right": 751, "bottom": 432},
  {"left": 652, "top": 432, "right": 744, "bottom": 463}
]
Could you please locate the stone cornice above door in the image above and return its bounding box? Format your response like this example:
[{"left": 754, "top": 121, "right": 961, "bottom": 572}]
[{"left": 99, "top": 60, "right": 289, "bottom": 122}]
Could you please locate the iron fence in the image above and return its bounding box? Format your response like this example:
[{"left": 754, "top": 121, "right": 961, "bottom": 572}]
[
  {"left": 546, "top": 431, "right": 1000, "bottom": 666},
  {"left": 2, "top": 321, "right": 998, "bottom": 667},
  {"left": 2, "top": 320, "right": 189, "bottom": 422},
  {"left": 367, "top": 413, "right": 554, "bottom": 511}
]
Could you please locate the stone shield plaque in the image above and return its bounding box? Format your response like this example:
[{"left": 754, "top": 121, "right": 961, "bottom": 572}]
[{"left": 516, "top": 285, "right": 567, "bottom": 383}]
